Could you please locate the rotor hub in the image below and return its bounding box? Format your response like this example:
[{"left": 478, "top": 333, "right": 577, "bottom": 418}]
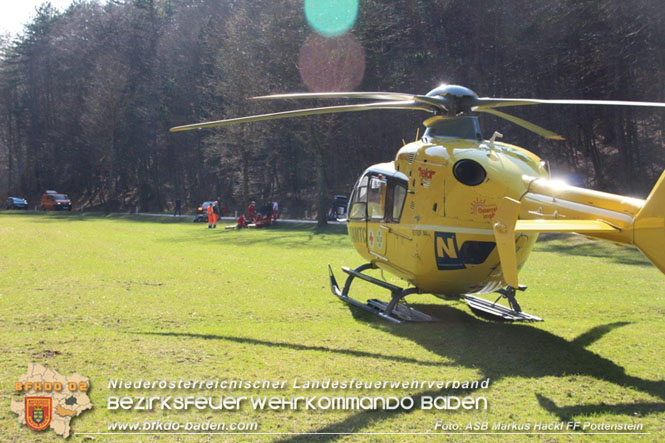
[
  {"left": 426, "top": 85, "right": 479, "bottom": 116},
  {"left": 426, "top": 84, "right": 478, "bottom": 99}
]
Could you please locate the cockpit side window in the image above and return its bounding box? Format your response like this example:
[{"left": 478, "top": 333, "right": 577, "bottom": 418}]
[
  {"left": 367, "top": 176, "right": 387, "bottom": 220},
  {"left": 350, "top": 173, "right": 407, "bottom": 222},
  {"left": 349, "top": 175, "right": 369, "bottom": 220},
  {"left": 391, "top": 183, "right": 407, "bottom": 222}
]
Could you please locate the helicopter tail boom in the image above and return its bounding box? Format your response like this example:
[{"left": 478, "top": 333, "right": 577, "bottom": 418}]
[{"left": 492, "top": 171, "right": 665, "bottom": 289}]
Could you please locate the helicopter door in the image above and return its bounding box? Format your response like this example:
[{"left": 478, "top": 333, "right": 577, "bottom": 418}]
[{"left": 367, "top": 175, "right": 388, "bottom": 256}]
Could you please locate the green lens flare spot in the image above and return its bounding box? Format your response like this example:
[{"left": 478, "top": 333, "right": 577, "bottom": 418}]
[{"left": 305, "top": 0, "right": 358, "bottom": 38}]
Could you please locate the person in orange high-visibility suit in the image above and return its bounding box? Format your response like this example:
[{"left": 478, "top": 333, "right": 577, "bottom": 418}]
[
  {"left": 212, "top": 201, "right": 220, "bottom": 228},
  {"left": 206, "top": 203, "right": 214, "bottom": 229}
]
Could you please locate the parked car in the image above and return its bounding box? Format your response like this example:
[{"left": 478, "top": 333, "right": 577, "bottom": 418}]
[
  {"left": 40, "top": 190, "right": 72, "bottom": 211},
  {"left": 193, "top": 201, "right": 215, "bottom": 222},
  {"left": 328, "top": 194, "right": 349, "bottom": 220},
  {"left": 5, "top": 197, "right": 28, "bottom": 210}
]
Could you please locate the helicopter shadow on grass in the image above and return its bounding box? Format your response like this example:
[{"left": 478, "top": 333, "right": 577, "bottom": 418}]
[
  {"left": 134, "top": 331, "right": 449, "bottom": 368},
  {"left": 273, "top": 304, "right": 665, "bottom": 442},
  {"left": 535, "top": 233, "right": 652, "bottom": 267}
]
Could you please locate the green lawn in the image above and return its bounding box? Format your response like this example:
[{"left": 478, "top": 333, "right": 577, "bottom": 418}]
[{"left": 1, "top": 212, "right": 664, "bottom": 442}]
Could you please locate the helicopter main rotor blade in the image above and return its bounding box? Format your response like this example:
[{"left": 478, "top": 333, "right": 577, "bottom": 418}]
[
  {"left": 254, "top": 92, "right": 453, "bottom": 109},
  {"left": 252, "top": 91, "right": 415, "bottom": 102},
  {"left": 474, "top": 97, "right": 665, "bottom": 110},
  {"left": 170, "top": 101, "right": 435, "bottom": 132},
  {"left": 253, "top": 92, "right": 452, "bottom": 114},
  {"left": 476, "top": 108, "right": 565, "bottom": 140}
]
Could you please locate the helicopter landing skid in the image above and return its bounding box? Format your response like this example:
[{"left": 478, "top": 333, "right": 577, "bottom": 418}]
[
  {"left": 328, "top": 264, "right": 437, "bottom": 323},
  {"left": 464, "top": 286, "right": 543, "bottom": 322}
]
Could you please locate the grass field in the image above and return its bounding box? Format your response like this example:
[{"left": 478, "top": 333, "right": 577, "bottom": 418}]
[{"left": 1, "top": 212, "right": 665, "bottom": 442}]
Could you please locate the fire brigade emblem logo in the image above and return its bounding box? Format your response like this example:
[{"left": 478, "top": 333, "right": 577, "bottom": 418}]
[
  {"left": 25, "top": 397, "right": 52, "bottom": 431},
  {"left": 12, "top": 363, "right": 93, "bottom": 438}
]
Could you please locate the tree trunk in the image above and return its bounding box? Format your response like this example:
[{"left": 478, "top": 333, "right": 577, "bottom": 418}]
[
  {"left": 315, "top": 144, "right": 327, "bottom": 227},
  {"left": 242, "top": 148, "right": 249, "bottom": 216}
]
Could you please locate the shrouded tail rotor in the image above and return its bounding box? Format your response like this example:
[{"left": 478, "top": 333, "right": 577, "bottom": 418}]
[{"left": 633, "top": 171, "right": 665, "bottom": 274}]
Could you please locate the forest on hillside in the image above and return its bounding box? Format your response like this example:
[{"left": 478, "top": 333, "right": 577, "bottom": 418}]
[{"left": 1, "top": 0, "right": 664, "bottom": 220}]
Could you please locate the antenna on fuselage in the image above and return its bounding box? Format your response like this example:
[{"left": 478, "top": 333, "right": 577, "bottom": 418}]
[{"left": 489, "top": 131, "right": 503, "bottom": 159}]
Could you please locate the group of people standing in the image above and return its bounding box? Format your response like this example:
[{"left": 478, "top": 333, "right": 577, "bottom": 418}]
[
  {"left": 247, "top": 201, "right": 279, "bottom": 221},
  {"left": 172, "top": 198, "right": 281, "bottom": 230},
  {"left": 196, "top": 199, "right": 279, "bottom": 230},
  {"left": 236, "top": 200, "right": 279, "bottom": 229}
]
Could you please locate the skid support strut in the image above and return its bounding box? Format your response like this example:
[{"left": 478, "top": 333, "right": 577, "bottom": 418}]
[
  {"left": 464, "top": 285, "right": 542, "bottom": 322},
  {"left": 328, "top": 264, "right": 436, "bottom": 323}
]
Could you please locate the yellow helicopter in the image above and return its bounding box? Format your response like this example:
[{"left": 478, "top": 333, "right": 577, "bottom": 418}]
[{"left": 171, "top": 84, "right": 665, "bottom": 323}]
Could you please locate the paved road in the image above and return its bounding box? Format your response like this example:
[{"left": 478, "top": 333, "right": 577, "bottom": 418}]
[{"left": 2, "top": 209, "right": 345, "bottom": 225}]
